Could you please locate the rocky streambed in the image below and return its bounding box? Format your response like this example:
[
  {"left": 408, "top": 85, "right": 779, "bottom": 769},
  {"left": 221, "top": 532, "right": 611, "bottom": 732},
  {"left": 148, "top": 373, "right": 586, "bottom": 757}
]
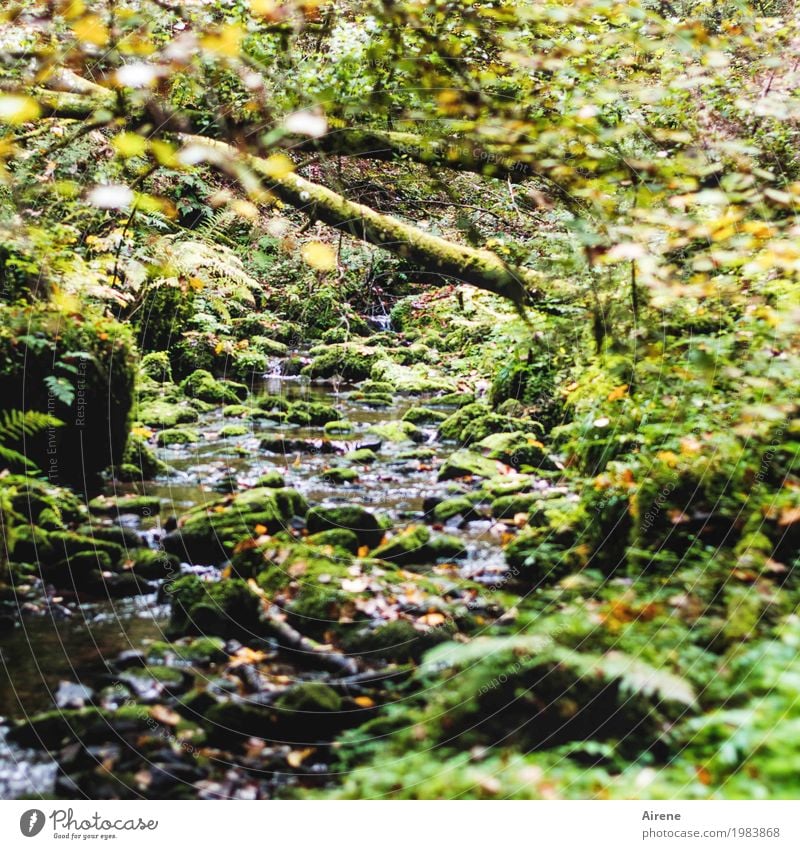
[{"left": 0, "top": 362, "right": 564, "bottom": 799}]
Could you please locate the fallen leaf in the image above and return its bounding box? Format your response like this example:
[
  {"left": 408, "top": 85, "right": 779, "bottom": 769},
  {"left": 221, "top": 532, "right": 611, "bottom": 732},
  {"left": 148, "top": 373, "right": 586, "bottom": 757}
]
[
  {"left": 287, "top": 747, "right": 316, "bottom": 768},
  {"left": 150, "top": 705, "right": 181, "bottom": 726},
  {"left": 353, "top": 696, "right": 375, "bottom": 708}
]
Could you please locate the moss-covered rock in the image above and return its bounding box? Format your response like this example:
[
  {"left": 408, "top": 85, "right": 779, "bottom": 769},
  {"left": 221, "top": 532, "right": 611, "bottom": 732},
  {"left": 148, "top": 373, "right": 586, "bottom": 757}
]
[
  {"left": 367, "top": 420, "right": 424, "bottom": 444},
  {"left": 0, "top": 302, "right": 136, "bottom": 486},
  {"left": 156, "top": 428, "right": 201, "bottom": 446},
  {"left": 146, "top": 636, "right": 227, "bottom": 665},
  {"left": 8, "top": 706, "right": 151, "bottom": 749},
  {"left": 286, "top": 401, "right": 340, "bottom": 426},
  {"left": 88, "top": 494, "right": 161, "bottom": 517},
  {"left": 318, "top": 467, "right": 360, "bottom": 485},
  {"left": 140, "top": 351, "right": 173, "bottom": 383},
  {"left": 402, "top": 406, "right": 448, "bottom": 425},
  {"left": 371, "top": 526, "right": 466, "bottom": 566},
  {"left": 163, "top": 487, "right": 307, "bottom": 564},
  {"left": 477, "top": 431, "right": 547, "bottom": 469},
  {"left": 119, "top": 434, "right": 170, "bottom": 479},
  {"left": 137, "top": 399, "right": 199, "bottom": 429},
  {"left": 307, "top": 529, "right": 361, "bottom": 554},
  {"left": 431, "top": 496, "right": 481, "bottom": 524},
  {"left": 324, "top": 420, "right": 355, "bottom": 436},
  {"left": 214, "top": 424, "right": 246, "bottom": 439},
  {"left": 302, "top": 344, "right": 381, "bottom": 381},
  {"left": 438, "top": 449, "right": 499, "bottom": 481},
  {"left": 127, "top": 547, "right": 180, "bottom": 580},
  {"left": 342, "top": 619, "right": 450, "bottom": 663},
  {"left": 180, "top": 369, "right": 247, "bottom": 404},
  {"left": 438, "top": 403, "right": 490, "bottom": 441},
  {"left": 254, "top": 470, "right": 286, "bottom": 488},
  {"left": 343, "top": 448, "right": 378, "bottom": 465},
  {"left": 306, "top": 506, "right": 384, "bottom": 548},
  {"left": 168, "top": 575, "right": 261, "bottom": 637}
]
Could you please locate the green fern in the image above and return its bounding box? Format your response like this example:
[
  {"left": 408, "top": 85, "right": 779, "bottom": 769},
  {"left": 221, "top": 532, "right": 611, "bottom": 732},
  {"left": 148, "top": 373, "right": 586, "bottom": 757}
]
[{"left": 0, "top": 409, "right": 63, "bottom": 472}]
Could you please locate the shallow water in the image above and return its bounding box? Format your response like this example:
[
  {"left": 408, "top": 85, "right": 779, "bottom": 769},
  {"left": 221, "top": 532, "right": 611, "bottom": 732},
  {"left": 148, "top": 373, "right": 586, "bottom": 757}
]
[{"left": 0, "top": 373, "right": 510, "bottom": 796}]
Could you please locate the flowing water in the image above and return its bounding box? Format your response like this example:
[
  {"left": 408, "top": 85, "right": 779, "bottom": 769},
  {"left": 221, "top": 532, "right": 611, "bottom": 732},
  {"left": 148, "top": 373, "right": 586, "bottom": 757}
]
[{"left": 0, "top": 371, "right": 511, "bottom": 797}]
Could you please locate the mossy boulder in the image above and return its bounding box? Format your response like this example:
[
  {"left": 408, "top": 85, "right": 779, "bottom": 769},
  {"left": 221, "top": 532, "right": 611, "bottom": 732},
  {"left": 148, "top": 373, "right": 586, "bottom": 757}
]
[
  {"left": 343, "top": 448, "right": 378, "bottom": 465},
  {"left": 254, "top": 471, "right": 286, "bottom": 488},
  {"left": 8, "top": 706, "right": 151, "bottom": 749},
  {"left": 438, "top": 403, "right": 490, "bottom": 441},
  {"left": 324, "top": 420, "right": 355, "bottom": 436},
  {"left": 163, "top": 487, "right": 307, "bottom": 564},
  {"left": 318, "top": 467, "right": 360, "bottom": 485},
  {"left": 137, "top": 399, "right": 199, "bottom": 429},
  {"left": 88, "top": 494, "right": 161, "bottom": 518},
  {"left": 438, "top": 450, "right": 499, "bottom": 481},
  {"left": 127, "top": 548, "right": 181, "bottom": 580},
  {"left": 180, "top": 369, "right": 247, "bottom": 404},
  {"left": 120, "top": 434, "right": 170, "bottom": 479},
  {"left": 219, "top": 424, "right": 250, "bottom": 438},
  {"left": 503, "top": 526, "right": 584, "bottom": 583},
  {"left": 286, "top": 401, "right": 340, "bottom": 426},
  {"left": 140, "top": 351, "right": 173, "bottom": 383},
  {"left": 146, "top": 636, "right": 227, "bottom": 665},
  {"left": 307, "top": 529, "right": 361, "bottom": 555},
  {"left": 371, "top": 526, "right": 465, "bottom": 566},
  {"left": 306, "top": 506, "right": 384, "bottom": 548},
  {"left": 367, "top": 420, "right": 423, "bottom": 444},
  {"left": 431, "top": 496, "right": 481, "bottom": 524},
  {"left": 0, "top": 302, "right": 136, "bottom": 486},
  {"left": 302, "top": 344, "right": 380, "bottom": 381},
  {"left": 156, "top": 428, "right": 201, "bottom": 446},
  {"left": 432, "top": 392, "right": 475, "bottom": 408},
  {"left": 342, "top": 619, "right": 450, "bottom": 663},
  {"left": 402, "top": 406, "right": 448, "bottom": 425},
  {"left": 168, "top": 575, "right": 261, "bottom": 638},
  {"left": 477, "top": 431, "right": 548, "bottom": 469}
]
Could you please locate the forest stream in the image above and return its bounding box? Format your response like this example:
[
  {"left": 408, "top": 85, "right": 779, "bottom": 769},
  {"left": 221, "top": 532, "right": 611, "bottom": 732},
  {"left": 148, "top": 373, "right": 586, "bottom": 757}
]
[{"left": 0, "top": 359, "right": 526, "bottom": 799}]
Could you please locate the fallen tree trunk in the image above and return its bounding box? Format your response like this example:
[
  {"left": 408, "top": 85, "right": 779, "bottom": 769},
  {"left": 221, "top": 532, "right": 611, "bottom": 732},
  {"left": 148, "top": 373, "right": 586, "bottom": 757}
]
[
  {"left": 185, "top": 135, "right": 564, "bottom": 310},
  {"left": 22, "top": 86, "right": 569, "bottom": 310}
]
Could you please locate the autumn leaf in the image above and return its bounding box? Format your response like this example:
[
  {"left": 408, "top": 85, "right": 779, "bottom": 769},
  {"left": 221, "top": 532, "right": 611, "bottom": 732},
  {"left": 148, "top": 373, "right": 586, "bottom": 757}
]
[
  {"left": 150, "top": 705, "right": 181, "bottom": 726},
  {"left": 287, "top": 747, "right": 315, "bottom": 768},
  {"left": 353, "top": 696, "right": 375, "bottom": 708},
  {"left": 301, "top": 241, "right": 337, "bottom": 271}
]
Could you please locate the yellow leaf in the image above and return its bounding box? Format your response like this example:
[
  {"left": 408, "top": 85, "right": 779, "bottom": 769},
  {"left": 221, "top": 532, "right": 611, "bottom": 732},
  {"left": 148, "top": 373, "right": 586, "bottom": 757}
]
[
  {"left": 201, "top": 24, "right": 243, "bottom": 58},
  {"left": 260, "top": 153, "right": 295, "bottom": 179},
  {"left": 150, "top": 705, "right": 181, "bottom": 726},
  {"left": 607, "top": 384, "right": 629, "bottom": 401},
  {"left": 301, "top": 241, "right": 337, "bottom": 271},
  {"left": 254, "top": 523, "right": 267, "bottom": 535},
  {"left": 357, "top": 545, "right": 369, "bottom": 557},
  {"left": 188, "top": 277, "right": 204, "bottom": 291},
  {"left": 72, "top": 14, "right": 109, "bottom": 47},
  {"left": 131, "top": 426, "right": 153, "bottom": 439},
  {"left": 287, "top": 747, "right": 315, "bottom": 768},
  {"left": 113, "top": 131, "right": 148, "bottom": 159},
  {"left": 150, "top": 140, "right": 179, "bottom": 168},
  {"left": 228, "top": 646, "right": 268, "bottom": 667},
  {"left": 0, "top": 95, "right": 40, "bottom": 125},
  {"left": 231, "top": 199, "right": 259, "bottom": 220},
  {"left": 250, "top": 0, "right": 280, "bottom": 18},
  {"left": 353, "top": 696, "right": 375, "bottom": 708},
  {"left": 59, "top": 0, "right": 86, "bottom": 20}
]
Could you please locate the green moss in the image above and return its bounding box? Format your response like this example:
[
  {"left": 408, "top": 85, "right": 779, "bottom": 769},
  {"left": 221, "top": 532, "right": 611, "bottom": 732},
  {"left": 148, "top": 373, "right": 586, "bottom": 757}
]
[
  {"left": 0, "top": 302, "right": 136, "bottom": 485},
  {"left": 307, "top": 529, "right": 361, "bottom": 554},
  {"left": 274, "top": 682, "right": 342, "bottom": 713},
  {"left": 168, "top": 575, "right": 261, "bottom": 637},
  {"left": 163, "top": 487, "right": 307, "bottom": 563},
  {"left": 344, "top": 448, "right": 378, "bottom": 465},
  {"left": 137, "top": 399, "right": 199, "bottom": 428},
  {"left": 306, "top": 506, "right": 385, "bottom": 548},
  {"left": 438, "top": 449, "right": 499, "bottom": 481},
  {"left": 88, "top": 495, "right": 161, "bottom": 517},
  {"left": 254, "top": 470, "right": 286, "bottom": 488},
  {"left": 180, "top": 369, "right": 247, "bottom": 404},
  {"left": 324, "top": 420, "right": 355, "bottom": 436},
  {"left": 318, "top": 467, "right": 360, "bottom": 485},
  {"left": 156, "top": 428, "right": 200, "bottom": 446},
  {"left": 147, "top": 636, "right": 227, "bottom": 664},
  {"left": 219, "top": 424, "right": 250, "bottom": 438},
  {"left": 286, "top": 401, "right": 340, "bottom": 425},
  {"left": 140, "top": 351, "right": 173, "bottom": 383},
  {"left": 368, "top": 420, "right": 424, "bottom": 444},
  {"left": 127, "top": 548, "right": 180, "bottom": 579},
  {"left": 402, "top": 406, "right": 448, "bottom": 425}
]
